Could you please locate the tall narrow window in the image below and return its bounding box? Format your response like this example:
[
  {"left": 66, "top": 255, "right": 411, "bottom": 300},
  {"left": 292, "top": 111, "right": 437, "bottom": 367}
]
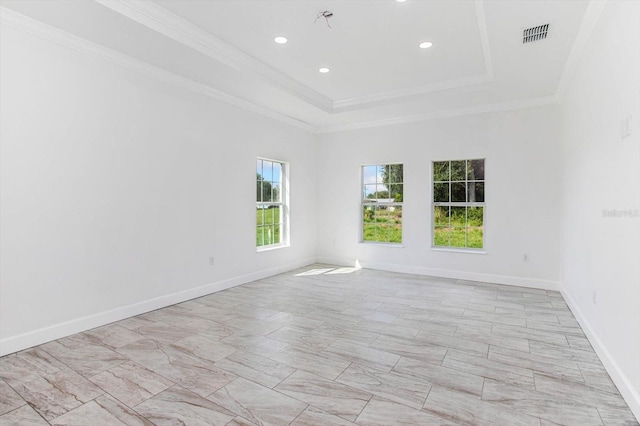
[
  {"left": 257, "top": 158, "right": 287, "bottom": 248},
  {"left": 433, "top": 159, "right": 485, "bottom": 249},
  {"left": 362, "top": 164, "right": 404, "bottom": 244}
]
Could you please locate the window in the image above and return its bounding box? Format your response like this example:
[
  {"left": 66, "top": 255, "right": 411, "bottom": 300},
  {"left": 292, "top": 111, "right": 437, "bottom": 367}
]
[
  {"left": 256, "top": 158, "right": 287, "bottom": 248},
  {"left": 433, "top": 159, "right": 485, "bottom": 249},
  {"left": 362, "top": 164, "right": 403, "bottom": 244}
]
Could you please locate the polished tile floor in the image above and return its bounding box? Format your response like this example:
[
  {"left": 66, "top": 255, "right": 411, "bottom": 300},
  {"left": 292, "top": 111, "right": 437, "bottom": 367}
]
[{"left": 0, "top": 265, "right": 637, "bottom": 425}]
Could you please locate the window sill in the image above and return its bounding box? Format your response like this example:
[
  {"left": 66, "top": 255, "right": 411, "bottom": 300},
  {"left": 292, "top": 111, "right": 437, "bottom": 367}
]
[
  {"left": 257, "top": 243, "right": 289, "bottom": 253},
  {"left": 359, "top": 242, "right": 404, "bottom": 248},
  {"left": 431, "top": 247, "right": 487, "bottom": 255}
]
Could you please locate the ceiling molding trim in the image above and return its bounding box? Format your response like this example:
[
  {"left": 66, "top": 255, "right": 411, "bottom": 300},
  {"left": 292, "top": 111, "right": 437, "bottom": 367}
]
[
  {"left": 331, "top": 0, "right": 495, "bottom": 112},
  {"left": 333, "top": 74, "right": 492, "bottom": 112},
  {"left": 0, "top": 7, "right": 317, "bottom": 133},
  {"left": 94, "top": 0, "right": 334, "bottom": 113},
  {"left": 554, "top": 0, "right": 607, "bottom": 102},
  {"left": 319, "top": 95, "right": 560, "bottom": 134}
]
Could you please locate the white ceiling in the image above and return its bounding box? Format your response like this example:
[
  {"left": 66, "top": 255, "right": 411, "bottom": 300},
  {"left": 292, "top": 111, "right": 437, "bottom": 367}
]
[{"left": 0, "top": 0, "right": 601, "bottom": 132}]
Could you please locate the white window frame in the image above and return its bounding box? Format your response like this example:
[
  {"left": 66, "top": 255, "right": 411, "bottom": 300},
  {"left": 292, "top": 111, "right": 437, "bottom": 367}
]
[
  {"left": 360, "top": 163, "right": 404, "bottom": 245},
  {"left": 432, "top": 158, "right": 485, "bottom": 252},
  {"left": 256, "top": 158, "right": 289, "bottom": 251}
]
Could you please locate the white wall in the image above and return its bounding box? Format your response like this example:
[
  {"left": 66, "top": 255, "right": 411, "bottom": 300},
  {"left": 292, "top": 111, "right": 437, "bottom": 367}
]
[
  {"left": 0, "top": 23, "right": 317, "bottom": 355},
  {"left": 316, "top": 106, "right": 562, "bottom": 289},
  {"left": 559, "top": 0, "right": 640, "bottom": 418}
]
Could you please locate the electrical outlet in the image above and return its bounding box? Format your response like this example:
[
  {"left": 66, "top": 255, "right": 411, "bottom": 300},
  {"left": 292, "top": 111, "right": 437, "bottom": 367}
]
[
  {"left": 209, "top": 256, "right": 215, "bottom": 266},
  {"left": 523, "top": 254, "right": 529, "bottom": 262},
  {"left": 592, "top": 290, "right": 597, "bottom": 305}
]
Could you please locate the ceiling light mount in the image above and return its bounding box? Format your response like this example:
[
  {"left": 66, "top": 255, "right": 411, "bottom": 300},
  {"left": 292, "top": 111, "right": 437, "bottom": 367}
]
[
  {"left": 419, "top": 41, "right": 433, "bottom": 49},
  {"left": 274, "top": 36, "right": 287, "bottom": 44},
  {"left": 315, "top": 10, "right": 334, "bottom": 28}
]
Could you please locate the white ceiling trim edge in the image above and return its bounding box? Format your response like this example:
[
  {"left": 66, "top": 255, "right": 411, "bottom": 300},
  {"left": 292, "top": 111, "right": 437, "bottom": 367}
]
[
  {"left": 332, "top": 0, "right": 495, "bottom": 112},
  {"left": 96, "top": 0, "right": 495, "bottom": 114},
  {"left": 319, "top": 95, "right": 561, "bottom": 134},
  {"left": 554, "top": 0, "right": 608, "bottom": 102},
  {"left": 0, "top": 6, "right": 316, "bottom": 133},
  {"left": 333, "top": 74, "right": 492, "bottom": 112},
  {"left": 94, "top": 0, "right": 334, "bottom": 113}
]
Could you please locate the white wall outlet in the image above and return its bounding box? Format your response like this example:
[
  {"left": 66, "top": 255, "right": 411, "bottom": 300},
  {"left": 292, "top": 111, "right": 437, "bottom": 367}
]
[
  {"left": 523, "top": 254, "right": 529, "bottom": 262},
  {"left": 592, "top": 290, "right": 597, "bottom": 305},
  {"left": 209, "top": 256, "right": 215, "bottom": 266}
]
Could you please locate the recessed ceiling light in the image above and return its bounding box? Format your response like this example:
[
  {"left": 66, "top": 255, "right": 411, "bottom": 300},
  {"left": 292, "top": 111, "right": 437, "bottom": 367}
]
[
  {"left": 419, "top": 41, "right": 433, "bottom": 49},
  {"left": 395, "top": 0, "right": 407, "bottom": 3},
  {"left": 319, "top": 67, "right": 330, "bottom": 74},
  {"left": 274, "top": 36, "right": 288, "bottom": 44}
]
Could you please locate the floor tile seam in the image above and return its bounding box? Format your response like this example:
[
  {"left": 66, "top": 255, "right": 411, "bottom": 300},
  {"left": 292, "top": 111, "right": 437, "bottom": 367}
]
[
  {"left": 88, "top": 361, "right": 177, "bottom": 406},
  {"left": 485, "top": 375, "right": 618, "bottom": 414},
  {"left": 0, "top": 395, "right": 28, "bottom": 417},
  {"left": 0, "top": 403, "right": 53, "bottom": 425},
  {"left": 531, "top": 371, "right": 629, "bottom": 404},
  {"left": 268, "top": 373, "right": 372, "bottom": 424}
]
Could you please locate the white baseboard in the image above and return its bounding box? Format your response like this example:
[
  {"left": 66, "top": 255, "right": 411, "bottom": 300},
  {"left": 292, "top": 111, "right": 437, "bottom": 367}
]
[
  {"left": 561, "top": 289, "right": 640, "bottom": 422},
  {"left": 0, "top": 257, "right": 316, "bottom": 357},
  {"left": 316, "top": 256, "right": 559, "bottom": 291}
]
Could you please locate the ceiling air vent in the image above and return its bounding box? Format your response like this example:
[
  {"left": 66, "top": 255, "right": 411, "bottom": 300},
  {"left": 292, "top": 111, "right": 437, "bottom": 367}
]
[{"left": 523, "top": 24, "right": 550, "bottom": 44}]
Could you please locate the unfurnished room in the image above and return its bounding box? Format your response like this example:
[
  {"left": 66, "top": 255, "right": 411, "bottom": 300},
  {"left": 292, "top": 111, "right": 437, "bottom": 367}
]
[{"left": 0, "top": 0, "right": 639, "bottom": 425}]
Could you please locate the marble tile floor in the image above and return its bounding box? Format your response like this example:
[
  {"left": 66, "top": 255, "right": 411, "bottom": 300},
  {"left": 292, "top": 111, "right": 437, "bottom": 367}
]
[{"left": 1, "top": 264, "right": 637, "bottom": 425}]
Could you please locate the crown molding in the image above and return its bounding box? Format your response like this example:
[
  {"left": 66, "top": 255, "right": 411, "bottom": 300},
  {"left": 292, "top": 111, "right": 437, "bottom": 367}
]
[
  {"left": 314, "top": 0, "right": 495, "bottom": 112},
  {"left": 319, "top": 95, "right": 561, "bottom": 134},
  {"left": 554, "top": 0, "right": 608, "bottom": 102},
  {"left": 95, "top": 0, "right": 496, "bottom": 114},
  {"left": 333, "top": 74, "right": 493, "bottom": 112},
  {"left": 94, "top": 0, "right": 334, "bottom": 113},
  {"left": 0, "top": 6, "right": 317, "bottom": 133}
]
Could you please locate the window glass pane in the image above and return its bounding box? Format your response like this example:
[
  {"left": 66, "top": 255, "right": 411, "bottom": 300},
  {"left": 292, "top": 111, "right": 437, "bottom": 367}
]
[
  {"left": 376, "top": 184, "right": 388, "bottom": 200},
  {"left": 263, "top": 161, "right": 273, "bottom": 182},
  {"left": 451, "top": 182, "right": 466, "bottom": 202},
  {"left": 434, "top": 183, "right": 449, "bottom": 202},
  {"left": 433, "top": 161, "right": 449, "bottom": 182},
  {"left": 467, "top": 182, "right": 484, "bottom": 202},
  {"left": 467, "top": 227, "right": 483, "bottom": 248},
  {"left": 363, "top": 165, "right": 378, "bottom": 186},
  {"left": 362, "top": 164, "right": 403, "bottom": 244},
  {"left": 272, "top": 163, "right": 281, "bottom": 185},
  {"left": 451, "top": 160, "right": 466, "bottom": 181},
  {"left": 257, "top": 179, "right": 263, "bottom": 202},
  {"left": 390, "top": 206, "right": 402, "bottom": 243},
  {"left": 363, "top": 206, "right": 376, "bottom": 241},
  {"left": 256, "top": 226, "right": 264, "bottom": 246},
  {"left": 384, "top": 164, "right": 403, "bottom": 184},
  {"left": 256, "top": 207, "right": 264, "bottom": 226},
  {"left": 375, "top": 222, "right": 390, "bottom": 243},
  {"left": 434, "top": 226, "right": 449, "bottom": 246},
  {"left": 389, "top": 184, "right": 403, "bottom": 202},
  {"left": 451, "top": 206, "right": 466, "bottom": 227},
  {"left": 468, "top": 159, "right": 485, "bottom": 181},
  {"left": 376, "top": 165, "right": 385, "bottom": 183},
  {"left": 256, "top": 159, "right": 263, "bottom": 178},
  {"left": 364, "top": 184, "right": 377, "bottom": 200},
  {"left": 450, "top": 228, "right": 466, "bottom": 247},
  {"left": 272, "top": 183, "right": 280, "bottom": 203},
  {"left": 432, "top": 158, "right": 484, "bottom": 250},
  {"left": 274, "top": 223, "right": 281, "bottom": 245},
  {"left": 434, "top": 206, "right": 449, "bottom": 226},
  {"left": 467, "top": 206, "right": 483, "bottom": 227}
]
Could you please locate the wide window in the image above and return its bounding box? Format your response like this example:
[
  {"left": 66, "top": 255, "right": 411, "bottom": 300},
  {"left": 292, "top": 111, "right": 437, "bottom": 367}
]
[
  {"left": 256, "top": 158, "right": 287, "bottom": 248},
  {"left": 433, "top": 159, "right": 485, "bottom": 249},
  {"left": 362, "top": 164, "right": 403, "bottom": 244}
]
